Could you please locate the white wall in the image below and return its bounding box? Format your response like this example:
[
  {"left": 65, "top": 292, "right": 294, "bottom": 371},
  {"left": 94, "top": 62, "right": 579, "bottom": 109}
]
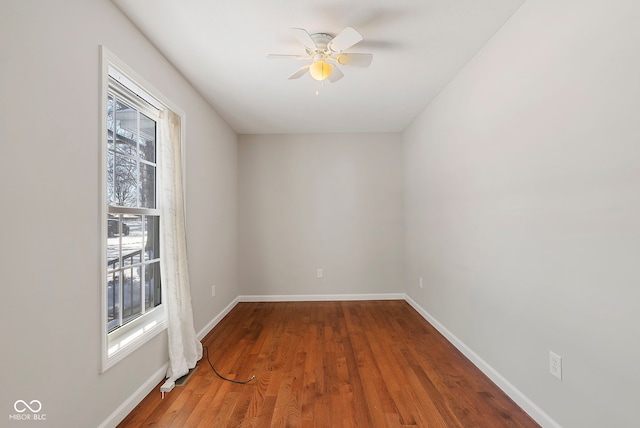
[
  {"left": 403, "top": 0, "right": 640, "bottom": 426},
  {"left": 239, "top": 133, "right": 403, "bottom": 297},
  {"left": 0, "top": 0, "right": 237, "bottom": 426}
]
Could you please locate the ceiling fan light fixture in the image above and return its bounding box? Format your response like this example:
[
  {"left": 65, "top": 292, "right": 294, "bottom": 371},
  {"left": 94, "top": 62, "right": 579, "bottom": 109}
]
[
  {"left": 309, "top": 60, "right": 332, "bottom": 81},
  {"left": 268, "top": 26, "right": 371, "bottom": 84}
]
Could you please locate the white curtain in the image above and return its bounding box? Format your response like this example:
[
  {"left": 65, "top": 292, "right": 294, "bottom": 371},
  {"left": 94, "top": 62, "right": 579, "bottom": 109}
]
[{"left": 158, "top": 109, "right": 202, "bottom": 384}]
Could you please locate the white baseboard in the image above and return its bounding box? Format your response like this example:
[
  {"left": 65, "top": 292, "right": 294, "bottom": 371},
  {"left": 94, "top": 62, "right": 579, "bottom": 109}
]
[
  {"left": 97, "top": 362, "right": 168, "bottom": 428},
  {"left": 238, "top": 293, "right": 406, "bottom": 302},
  {"left": 403, "top": 295, "right": 560, "bottom": 428}
]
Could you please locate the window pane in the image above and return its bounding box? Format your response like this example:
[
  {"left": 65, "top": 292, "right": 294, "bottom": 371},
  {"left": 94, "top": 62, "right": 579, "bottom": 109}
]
[
  {"left": 139, "top": 163, "right": 156, "bottom": 208},
  {"left": 107, "top": 95, "right": 114, "bottom": 151},
  {"left": 114, "top": 154, "right": 137, "bottom": 207},
  {"left": 107, "top": 270, "right": 120, "bottom": 331},
  {"left": 115, "top": 100, "right": 138, "bottom": 157},
  {"left": 107, "top": 150, "right": 115, "bottom": 205},
  {"left": 145, "top": 262, "right": 161, "bottom": 310},
  {"left": 139, "top": 113, "right": 156, "bottom": 162},
  {"left": 115, "top": 134, "right": 138, "bottom": 158},
  {"left": 144, "top": 216, "right": 160, "bottom": 261},
  {"left": 122, "top": 215, "right": 142, "bottom": 266},
  {"left": 122, "top": 266, "right": 142, "bottom": 323},
  {"left": 107, "top": 214, "right": 121, "bottom": 269}
]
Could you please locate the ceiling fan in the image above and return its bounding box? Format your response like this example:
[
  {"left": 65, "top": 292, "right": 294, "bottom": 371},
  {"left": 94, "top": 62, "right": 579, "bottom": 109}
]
[{"left": 267, "top": 26, "right": 373, "bottom": 83}]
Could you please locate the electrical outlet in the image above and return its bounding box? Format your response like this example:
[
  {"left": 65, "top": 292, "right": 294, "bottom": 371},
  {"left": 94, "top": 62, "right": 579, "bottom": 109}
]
[
  {"left": 211, "top": 285, "right": 216, "bottom": 298},
  {"left": 549, "top": 351, "right": 562, "bottom": 380},
  {"left": 419, "top": 276, "right": 423, "bottom": 288},
  {"left": 317, "top": 269, "right": 323, "bottom": 279}
]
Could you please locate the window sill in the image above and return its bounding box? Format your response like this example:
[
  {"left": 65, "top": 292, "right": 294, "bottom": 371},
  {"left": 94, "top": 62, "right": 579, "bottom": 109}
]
[{"left": 102, "top": 307, "right": 166, "bottom": 372}]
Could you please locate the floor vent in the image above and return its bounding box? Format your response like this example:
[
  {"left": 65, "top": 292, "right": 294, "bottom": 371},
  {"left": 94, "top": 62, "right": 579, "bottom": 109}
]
[{"left": 175, "top": 366, "right": 198, "bottom": 386}]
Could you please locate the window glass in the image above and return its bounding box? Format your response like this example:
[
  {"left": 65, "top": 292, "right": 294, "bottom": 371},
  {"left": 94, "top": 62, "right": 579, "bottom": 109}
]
[
  {"left": 139, "top": 163, "right": 156, "bottom": 208},
  {"left": 144, "top": 216, "right": 160, "bottom": 261},
  {"left": 114, "top": 154, "right": 137, "bottom": 207},
  {"left": 107, "top": 270, "right": 120, "bottom": 332},
  {"left": 145, "top": 262, "right": 161, "bottom": 310},
  {"left": 121, "top": 267, "right": 142, "bottom": 324},
  {"left": 115, "top": 100, "right": 138, "bottom": 158},
  {"left": 139, "top": 113, "right": 156, "bottom": 162},
  {"left": 106, "top": 82, "right": 161, "bottom": 336},
  {"left": 107, "top": 95, "right": 114, "bottom": 150}
]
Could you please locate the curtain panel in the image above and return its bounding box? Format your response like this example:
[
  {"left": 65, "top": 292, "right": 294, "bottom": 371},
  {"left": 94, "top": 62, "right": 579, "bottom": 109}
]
[{"left": 159, "top": 109, "right": 202, "bottom": 385}]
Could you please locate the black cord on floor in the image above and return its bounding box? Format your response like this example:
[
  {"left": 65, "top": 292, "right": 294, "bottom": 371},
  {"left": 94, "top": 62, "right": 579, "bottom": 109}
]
[{"left": 202, "top": 345, "right": 255, "bottom": 385}]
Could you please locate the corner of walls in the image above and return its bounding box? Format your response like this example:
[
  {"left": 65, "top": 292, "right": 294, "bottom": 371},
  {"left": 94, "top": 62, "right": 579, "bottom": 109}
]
[{"left": 196, "top": 296, "right": 241, "bottom": 341}]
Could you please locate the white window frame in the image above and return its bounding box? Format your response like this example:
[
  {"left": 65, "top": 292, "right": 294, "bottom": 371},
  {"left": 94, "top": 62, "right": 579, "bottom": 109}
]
[{"left": 99, "top": 46, "right": 185, "bottom": 372}]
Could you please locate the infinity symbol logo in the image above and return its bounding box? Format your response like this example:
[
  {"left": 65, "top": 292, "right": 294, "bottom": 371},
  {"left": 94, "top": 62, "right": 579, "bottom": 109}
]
[{"left": 14, "top": 400, "right": 42, "bottom": 413}]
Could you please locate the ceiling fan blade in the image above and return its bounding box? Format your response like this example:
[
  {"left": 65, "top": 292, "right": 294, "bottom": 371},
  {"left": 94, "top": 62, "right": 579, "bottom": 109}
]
[
  {"left": 335, "top": 53, "right": 373, "bottom": 67},
  {"left": 328, "top": 26, "right": 363, "bottom": 52},
  {"left": 328, "top": 65, "right": 344, "bottom": 83},
  {"left": 267, "top": 54, "right": 309, "bottom": 60},
  {"left": 290, "top": 28, "right": 317, "bottom": 51},
  {"left": 288, "top": 65, "right": 310, "bottom": 80}
]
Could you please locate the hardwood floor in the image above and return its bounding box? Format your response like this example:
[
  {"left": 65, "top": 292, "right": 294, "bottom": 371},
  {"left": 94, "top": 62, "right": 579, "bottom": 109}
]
[{"left": 117, "top": 301, "right": 539, "bottom": 427}]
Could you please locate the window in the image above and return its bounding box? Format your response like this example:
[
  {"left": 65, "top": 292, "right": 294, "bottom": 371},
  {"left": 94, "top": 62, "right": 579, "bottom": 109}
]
[
  {"left": 100, "top": 47, "right": 172, "bottom": 371},
  {"left": 106, "top": 88, "right": 161, "bottom": 331}
]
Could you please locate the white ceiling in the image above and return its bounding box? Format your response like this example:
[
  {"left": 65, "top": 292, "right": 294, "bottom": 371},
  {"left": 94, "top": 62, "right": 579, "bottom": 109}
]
[{"left": 113, "top": 0, "right": 525, "bottom": 134}]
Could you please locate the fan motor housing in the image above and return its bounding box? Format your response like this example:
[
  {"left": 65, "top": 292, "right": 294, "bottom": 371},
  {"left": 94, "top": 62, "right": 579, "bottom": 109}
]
[{"left": 307, "top": 33, "right": 333, "bottom": 54}]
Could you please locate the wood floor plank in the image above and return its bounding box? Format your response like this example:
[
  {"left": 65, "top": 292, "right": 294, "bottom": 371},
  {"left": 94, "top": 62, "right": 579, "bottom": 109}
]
[{"left": 117, "top": 301, "right": 540, "bottom": 428}]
